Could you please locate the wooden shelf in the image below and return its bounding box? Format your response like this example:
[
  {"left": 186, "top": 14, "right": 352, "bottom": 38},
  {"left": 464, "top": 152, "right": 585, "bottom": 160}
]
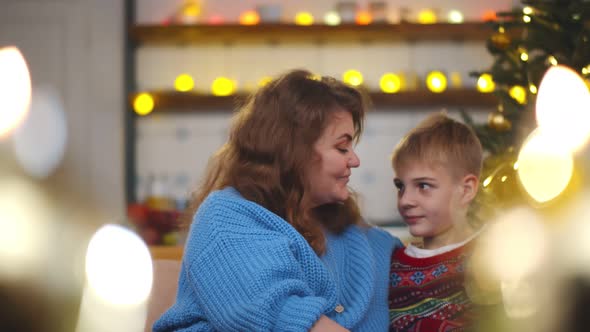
[
  {"left": 129, "top": 89, "right": 496, "bottom": 113},
  {"left": 130, "top": 22, "right": 492, "bottom": 45}
]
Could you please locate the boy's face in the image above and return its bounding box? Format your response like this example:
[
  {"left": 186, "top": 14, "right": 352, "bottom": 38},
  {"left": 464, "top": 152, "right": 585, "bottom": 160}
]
[{"left": 394, "top": 159, "right": 474, "bottom": 248}]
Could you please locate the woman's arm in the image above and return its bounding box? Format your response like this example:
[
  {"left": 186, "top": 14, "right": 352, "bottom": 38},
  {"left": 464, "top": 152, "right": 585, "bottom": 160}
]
[{"left": 310, "top": 316, "right": 350, "bottom": 332}]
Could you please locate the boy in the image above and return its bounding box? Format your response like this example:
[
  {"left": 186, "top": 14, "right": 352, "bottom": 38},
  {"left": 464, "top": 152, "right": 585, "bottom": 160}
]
[{"left": 388, "top": 112, "right": 483, "bottom": 331}]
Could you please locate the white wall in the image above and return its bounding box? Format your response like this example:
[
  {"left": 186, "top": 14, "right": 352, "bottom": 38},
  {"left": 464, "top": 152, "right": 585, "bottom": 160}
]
[{"left": 0, "top": 0, "right": 125, "bottom": 218}]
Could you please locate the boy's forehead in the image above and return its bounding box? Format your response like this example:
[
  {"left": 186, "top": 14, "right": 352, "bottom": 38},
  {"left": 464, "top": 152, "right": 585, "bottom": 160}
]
[{"left": 394, "top": 158, "right": 453, "bottom": 178}]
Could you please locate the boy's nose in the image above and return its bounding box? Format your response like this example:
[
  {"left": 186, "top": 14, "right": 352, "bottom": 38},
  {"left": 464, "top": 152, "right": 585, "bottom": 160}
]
[{"left": 398, "top": 191, "right": 416, "bottom": 209}]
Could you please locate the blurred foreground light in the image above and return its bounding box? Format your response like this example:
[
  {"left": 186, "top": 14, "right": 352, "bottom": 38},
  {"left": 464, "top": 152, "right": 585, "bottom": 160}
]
[
  {"left": 481, "top": 208, "right": 547, "bottom": 282},
  {"left": 0, "top": 177, "right": 50, "bottom": 279},
  {"left": 239, "top": 10, "right": 260, "bottom": 25},
  {"left": 517, "top": 129, "right": 574, "bottom": 203},
  {"left": 85, "top": 224, "right": 153, "bottom": 306},
  {"left": 294, "top": 12, "right": 314, "bottom": 25},
  {"left": 0, "top": 46, "right": 32, "bottom": 138},
  {"left": 536, "top": 65, "right": 590, "bottom": 152},
  {"left": 13, "top": 86, "right": 67, "bottom": 179},
  {"left": 417, "top": 9, "right": 437, "bottom": 24}
]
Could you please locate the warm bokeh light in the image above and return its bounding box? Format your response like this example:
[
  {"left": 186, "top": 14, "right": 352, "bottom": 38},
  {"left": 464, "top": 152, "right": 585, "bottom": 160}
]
[
  {"left": 523, "top": 6, "right": 533, "bottom": 15},
  {"left": 0, "top": 177, "right": 49, "bottom": 279},
  {"left": 477, "top": 73, "right": 495, "bottom": 93},
  {"left": 523, "top": 15, "right": 532, "bottom": 23},
  {"left": 355, "top": 11, "right": 372, "bottom": 25},
  {"left": 509, "top": 85, "right": 527, "bottom": 104},
  {"left": 85, "top": 224, "right": 153, "bottom": 306},
  {"left": 0, "top": 46, "right": 32, "bottom": 138},
  {"left": 294, "top": 12, "right": 314, "bottom": 26},
  {"left": 174, "top": 73, "right": 195, "bottom": 92},
  {"left": 342, "top": 70, "right": 363, "bottom": 86},
  {"left": 426, "top": 71, "right": 447, "bottom": 93},
  {"left": 447, "top": 10, "right": 464, "bottom": 23},
  {"left": 133, "top": 93, "right": 154, "bottom": 116},
  {"left": 324, "top": 11, "right": 341, "bottom": 25},
  {"left": 380, "top": 73, "right": 403, "bottom": 93},
  {"left": 417, "top": 9, "right": 437, "bottom": 24},
  {"left": 482, "top": 10, "right": 497, "bottom": 22},
  {"left": 548, "top": 55, "right": 558, "bottom": 66},
  {"left": 239, "top": 10, "right": 260, "bottom": 25},
  {"left": 536, "top": 65, "right": 590, "bottom": 152},
  {"left": 520, "top": 51, "right": 529, "bottom": 62},
  {"left": 450, "top": 72, "right": 462, "bottom": 88},
  {"left": 517, "top": 129, "right": 574, "bottom": 203},
  {"left": 211, "top": 77, "right": 236, "bottom": 96}
]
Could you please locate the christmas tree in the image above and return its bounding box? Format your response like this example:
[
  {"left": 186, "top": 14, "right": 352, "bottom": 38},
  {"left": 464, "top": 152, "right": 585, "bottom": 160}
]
[{"left": 463, "top": 0, "right": 590, "bottom": 211}]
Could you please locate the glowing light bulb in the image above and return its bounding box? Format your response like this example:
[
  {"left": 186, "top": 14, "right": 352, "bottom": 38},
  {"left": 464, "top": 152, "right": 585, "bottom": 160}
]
[
  {"left": 477, "top": 73, "right": 495, "bottom": 93},
  {"left": 343, "top": 70, "right": 363, "bottom": 86},
  {"left": 529, "top": 84, "right": 537, "bottom": 94},
  {"left": 380, "top": 73, "right": 402, "bottom": 93},
  {"left": 520, "top": 52, "right": 529, "bottom": 62},
  {"left": 324, "top": 11, "right": 341, "bottom": 25},
  {"left": 523, "top": 7, "right": 533, "bottom": 15},
  {"left": 426, "top": 71, "right": 447, "bottom": 93},
  {"left": 0, "top": 46, "right": 32, "bottom": 138},
  {"left": 239, "top": 10, "right": 260, "bottom": 25},
  {"left": 536, "top": 65, "right": 590, "bottom": 152},
  {"left": 211, "top": 77, "right": 236, "bottom": 96},
  {"left": 133, "top": 93, "right": 154, "bottom": 116},
  {"left": 523, "top": 15, "right": 531, "bottom": 23},
  {"left": 417, "top": 9, "right": 437, "bottom": 24},
  {"left": 174, "top": 74, "right": 194, "bottom": 92},
  {"left": 295, "top": 12, "right": 314, "bottom": 25},
  {"left": 447, "top": 10, "right": 464, "bottom": 24},
  {"left": 509, "top": 85, "right": 527, "bottom": 104}
]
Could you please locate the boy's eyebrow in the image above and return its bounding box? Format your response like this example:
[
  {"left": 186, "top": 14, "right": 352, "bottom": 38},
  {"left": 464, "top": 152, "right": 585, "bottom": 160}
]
[{"left": 412, "top": 177, "right": 437, "bottom": 182}]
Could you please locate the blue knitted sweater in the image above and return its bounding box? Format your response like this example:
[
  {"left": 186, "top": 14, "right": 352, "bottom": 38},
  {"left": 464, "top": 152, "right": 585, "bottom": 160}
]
[{"left": 153, "top": 187, "right": 402, "bottom": 331}]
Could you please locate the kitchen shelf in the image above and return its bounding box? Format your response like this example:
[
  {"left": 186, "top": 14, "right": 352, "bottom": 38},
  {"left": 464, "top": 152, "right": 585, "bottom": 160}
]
[
  {"left": 129, "top": 22, "right": 493, "bottom": 45},
  {"left": 129, "top": 89, "right": 496, "bottom": 113}
]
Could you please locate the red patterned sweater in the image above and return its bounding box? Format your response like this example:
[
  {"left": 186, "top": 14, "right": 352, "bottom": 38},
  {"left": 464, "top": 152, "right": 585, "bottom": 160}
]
[{"left": 388, "top": 244, "right": 474, "bottom": 332}]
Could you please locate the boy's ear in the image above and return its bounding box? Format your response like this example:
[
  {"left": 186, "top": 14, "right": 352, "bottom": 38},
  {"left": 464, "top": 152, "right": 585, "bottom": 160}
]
[{"left": 460, "top": 174, "right": 479, "bottom": 204}]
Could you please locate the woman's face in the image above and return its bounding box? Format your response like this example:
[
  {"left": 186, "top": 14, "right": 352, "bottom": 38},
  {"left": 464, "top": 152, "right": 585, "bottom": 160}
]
[{"left": 306, "top": 110, "right": 360, "bottom": 207}]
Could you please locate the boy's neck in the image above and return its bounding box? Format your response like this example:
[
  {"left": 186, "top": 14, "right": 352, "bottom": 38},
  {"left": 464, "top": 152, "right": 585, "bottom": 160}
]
[{"left": 422, "top": 222, "right": 475, "bottom": 250}]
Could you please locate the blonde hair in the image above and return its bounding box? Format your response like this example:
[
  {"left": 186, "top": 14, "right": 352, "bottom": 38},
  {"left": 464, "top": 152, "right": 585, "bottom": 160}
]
[{"left": 391, "top": 112, "right": 483, "bottom": 179}]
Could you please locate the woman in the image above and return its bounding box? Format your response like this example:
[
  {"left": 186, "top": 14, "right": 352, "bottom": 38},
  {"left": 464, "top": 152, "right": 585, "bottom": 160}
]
[{"left": 153, "top": 69, "right": 402, "bottom": 331}]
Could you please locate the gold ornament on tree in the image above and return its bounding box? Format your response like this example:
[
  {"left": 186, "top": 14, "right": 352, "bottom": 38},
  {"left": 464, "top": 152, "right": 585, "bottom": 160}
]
[
  {"left": 489, "top": 31, "right": 511, "bottom": 51},
  {"left": 488, "top": 106, "right": 512, "bottom": 131}
]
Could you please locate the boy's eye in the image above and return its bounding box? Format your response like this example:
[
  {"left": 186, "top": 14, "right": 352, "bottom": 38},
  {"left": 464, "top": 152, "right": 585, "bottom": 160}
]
[
  {"left": 393, "top": 180, "right": 404, "bottom": 191},
  {"left": 418, "top": 182, "right": 432, "bottom": 190},
  {"left": 337, "top": 148, "right": 349, "bottom": 153}
]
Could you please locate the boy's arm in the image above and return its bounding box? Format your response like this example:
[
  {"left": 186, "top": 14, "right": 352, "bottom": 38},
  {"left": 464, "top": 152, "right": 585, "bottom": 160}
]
[{"left": 310, "top": 316, "right": 350, "bottom": 332}]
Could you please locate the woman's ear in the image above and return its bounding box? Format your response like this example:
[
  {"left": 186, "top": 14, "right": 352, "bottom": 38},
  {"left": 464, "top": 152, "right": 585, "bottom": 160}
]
[{"left": 461, "top": 174, "right": 479, "bottom": 204}]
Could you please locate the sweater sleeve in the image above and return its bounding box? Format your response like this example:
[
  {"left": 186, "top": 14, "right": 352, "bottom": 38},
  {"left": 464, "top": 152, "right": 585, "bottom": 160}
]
[{"left": 182, "top": 198, "right": 331, "bottom": 331}]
